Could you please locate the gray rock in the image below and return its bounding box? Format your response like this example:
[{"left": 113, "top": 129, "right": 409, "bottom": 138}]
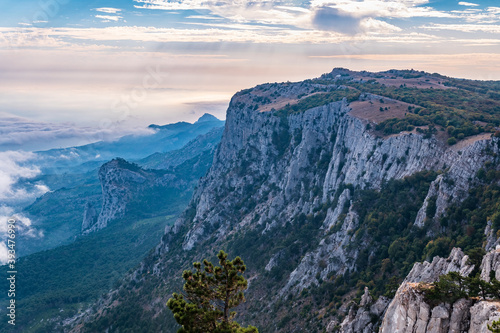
[
  {"left": 480, "top": 247, "right": 500, "bottom": 282},
  {"left": 469, "top": 301, "right": 500, "bottom": 333},
  {"left": 381, "top": 247, "right": 500, "bottom": 332},
  {"left": 339, "top": 290, "right": 390, "bottom": 333},
  {"left": 449, "top": 298, "right": 472, "bottom": 333}
]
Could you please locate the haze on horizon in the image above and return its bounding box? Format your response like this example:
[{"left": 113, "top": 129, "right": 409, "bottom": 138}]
[{"left": 0, "top": 0, "right": 499, "bottom": 151}]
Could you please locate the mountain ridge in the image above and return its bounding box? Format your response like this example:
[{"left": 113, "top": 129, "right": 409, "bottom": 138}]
[{"left": 54, "top": 69, "right": 500, "bottom": 332}]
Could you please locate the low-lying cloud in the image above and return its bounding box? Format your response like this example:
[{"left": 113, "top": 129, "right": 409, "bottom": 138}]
[
  {"left": 0, "top": 112, "right": 155, "bottom": 152},
  {"left": 0, "top": 151, "right": 48, "bottom": 264}
]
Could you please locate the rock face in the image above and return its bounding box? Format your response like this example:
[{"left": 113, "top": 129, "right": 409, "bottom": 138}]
[
  {"left": 82, "top": 159, "right": 154, "bottom": 234},
  {"left": 338, "top": 287, "right": 391, "bottom": 333},
  {"left": 481, "top": 246, "right": 500, "bottom": 282},
  {"left": 469, "top": 301, "right": 500, "bottom": 332},
  {"left": 159, "top": 77, "right": 499, "bottom": 293},
  {"left": 379, "top": 247, "right": 500, "bottom": 333},
  {"left": 81, "top": 201, "right": 98, "bottom": 232},
  {"left": 152, "top": 75, "right": 498, "bottom": 330},
  {"left": 413, "top": 138, "right": 496, "bottom": 228},
  {"left": 64, "top": 70, "right": 500, "bottom": 333}
]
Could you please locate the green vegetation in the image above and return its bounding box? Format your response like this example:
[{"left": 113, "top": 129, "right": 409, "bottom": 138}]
[
  {"left": 276, "top": 89, "right": 360, "bottom": 116},
  {"left": 346, "top": 81, "right": 500, "bottom": 141},
  {"left": 419, "top": 270, "right": 500, "bottom": 306},
  {"left": 489, "top": 319, "right": 500, "bottom": 333},
  {"left": 167, "top": 251, "right": 258, "bottom": 333},
  {"left": 20, "top": 177, "right": 101, "bottom": 256},
  {"left": 345, "top": 171, "right": 439, "bottom": 296},
  {"left": 441, "top": 157, "right": 500, "bottom": 252},
  {"left": 0, "top": 212, "right": 180, "bottom": 333}
]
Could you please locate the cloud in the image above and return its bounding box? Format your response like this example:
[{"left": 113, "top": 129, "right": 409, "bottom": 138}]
[
  {"left": 0, "top": 150, "right": 50, "bottom": 264},
  {"left": 488, "top": 7, "right": 500, "bottom": 14},
  {"left": 0, "top": 112, "right": 155, "bottom": 152},
  {"left": 312, "top": 7, "right": 362, "bottom": 34},
  {"left": 360, "top": 17, "right": 402, "bottom": 33},
  {"left": 0, "top": 207, "right": 43, "bottom": 264},
  {"left": 186, "top": 15, "right": 223, "bottom": 20},
  {"left": 0, "top": 151, "right": 43, "bottom": 203},
  {"left": 422, "top": 23, "right": 500, "bottom": 33},
  {"left": 95, "top": 14, "right": 123, "bottom": 22},
  {"left": 95, "top": 7, "right": 122, "bottom": 14},
  {"left": 133, "top": 0, "right": 313, "bottom": 27},
  {"left": 132, "top": 0, "right": 459, "bottom": 35},
  {"left": 459, "top": 2, "right": 479, "bottom": 7}
]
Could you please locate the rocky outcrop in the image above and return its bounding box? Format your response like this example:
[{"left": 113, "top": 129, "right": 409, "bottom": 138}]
[
  {"left": 82, "top": 159, "right": 150, "bottom": 234},
  {"left": 481, "top": 246, "right": 500, "bottom": 282},
  {"left": 403, "top": 248, "right": 474, "bottom": 284},
  {"left": 337, "top": 287, "right": 391, "bottom": 333},
  {"left": 81, "top": 201, "right": 98, "bottom": 232},
  {"left": 414, "top": 138, "right": 497, "bottom": 228},
  {"left": 469, "top": 301, "right": 500, "bottom": 332},
  {"left": 379, "top": 247, "right": 500, "bottom": 332},
  {"left": 281, "top": 206, "right": 360, "bottom": 294},
  {"left": 485, "top": 221, "right": 500, "bottom": 252}
]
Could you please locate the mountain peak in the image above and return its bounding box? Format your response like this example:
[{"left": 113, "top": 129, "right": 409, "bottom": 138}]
[{"left": 195, "top": 113, "right": 220, "bottom": 123}]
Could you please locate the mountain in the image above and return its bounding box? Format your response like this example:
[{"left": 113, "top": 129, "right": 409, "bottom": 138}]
[
  {"left": 195, "top": 113, "right": 221, "bottom": 123},
  {"left": 0, "top": 128, "right": 222, "bottom": 333},
  {"left": 341, "top": 246, "right": 500, "bottom": 333},
  {"left": 37, "top": 69, "right": 500, "bottom": 332},
  {"left": 138, "top": 126, "right": 223, "bottom": 170},
  {"left": 15, "top": 116, "right": 224, "bottom": 257},
  {"left": 33, "top": 114, "right": 224, "bottom": 174}
]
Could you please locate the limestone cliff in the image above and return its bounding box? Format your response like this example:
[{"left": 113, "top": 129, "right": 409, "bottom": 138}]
[
  {"left": 160, "top": 77, "right": 498, "bottom": 294},
  {"left": 65, "top": 69, "right": 500, "bottom": 333},
  {"left": 378, "top": 247, "right": 500, "bottom": 333},
  {"left": 82, "top": 158, "right": 160, "bottom": 234}
]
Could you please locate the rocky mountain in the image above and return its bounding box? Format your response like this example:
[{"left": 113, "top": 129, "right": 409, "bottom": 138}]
[
  {"left": 82, "top": 158, "right": 163, "bottom": 234},
  {"left": 339, "top": 246, "right": 500, "bottom": 333},
  {"left": 34, "top": 114, "right": 224, "bottom": 174},
  {"left": 0, "top": 122, "right": 224, "bottom": 333},
  {"left": 63, "top": 69, "right": 500, "bottom": 332},
  {"left": 82, "top": 126, "right": 224, "bottom": 234},
  {"left": 17, "top": 116, "right": 224, "bottom": 256}
]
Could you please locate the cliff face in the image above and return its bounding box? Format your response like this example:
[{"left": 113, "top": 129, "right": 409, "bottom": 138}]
[
  {"left": 377, "top": 247, "right": 500, "bottom": 333},
  {"left": 67, "top": 70, "right": 500, "bottom": 333},
  {"left": 82, "top": 159, "right": 162, "bottom": 234},
  {"left": 161, "top": 79, "right": 498, "bottom": 287},
  {"left": 82, "top": 127, "right": 223, "bottom": 234}
]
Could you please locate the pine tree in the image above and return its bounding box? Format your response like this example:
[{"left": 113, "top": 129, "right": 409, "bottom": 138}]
[
  {"left": 488, "top": 319, "right": 500, "bottom": 333},
  {"left": 167, "top": 250, "right": 258, "bottom": 333}
]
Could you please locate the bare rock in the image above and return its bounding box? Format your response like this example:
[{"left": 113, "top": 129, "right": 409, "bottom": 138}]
[{"left": 469, "top": 301, "right": 500, "bottom": 333}]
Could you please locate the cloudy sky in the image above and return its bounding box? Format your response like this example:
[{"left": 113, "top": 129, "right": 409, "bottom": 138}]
[
  {"left": 0, "top": 0, "right": 499, "bottom": 262},
  {"left": 0, "top": 0, "right": 500, "bottom": 150}
]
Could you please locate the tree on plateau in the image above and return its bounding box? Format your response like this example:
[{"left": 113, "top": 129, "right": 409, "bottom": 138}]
[{"left": 167, "top": 250, "right": 258, "bottom": 333}]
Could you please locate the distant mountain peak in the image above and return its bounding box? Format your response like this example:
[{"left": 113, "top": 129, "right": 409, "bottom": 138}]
[{"left": 195, "top": 113, "right": 220, "bottom": 123}]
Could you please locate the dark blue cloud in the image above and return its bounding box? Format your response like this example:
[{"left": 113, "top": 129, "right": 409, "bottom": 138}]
[{"left": 312, "top": 7, "right": 362, "bottom": 35}]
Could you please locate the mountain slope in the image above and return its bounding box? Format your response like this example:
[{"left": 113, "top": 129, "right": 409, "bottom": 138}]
[
  {"left": 0, "top": 133, "right": 221, "bottom": 333},
  {"left": 67, "top": 69, "right": 500, "bottom": 332},
  {"left": 17, "top": 118, "right": 224, "bottom": 256}
]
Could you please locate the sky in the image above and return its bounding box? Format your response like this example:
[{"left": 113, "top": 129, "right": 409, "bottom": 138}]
[
  {"left": 0, "top": 0, "right": 499, "bottom": 262},
  {"left": 0, "top": 0, "right": 499, "bottom": 147}
]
